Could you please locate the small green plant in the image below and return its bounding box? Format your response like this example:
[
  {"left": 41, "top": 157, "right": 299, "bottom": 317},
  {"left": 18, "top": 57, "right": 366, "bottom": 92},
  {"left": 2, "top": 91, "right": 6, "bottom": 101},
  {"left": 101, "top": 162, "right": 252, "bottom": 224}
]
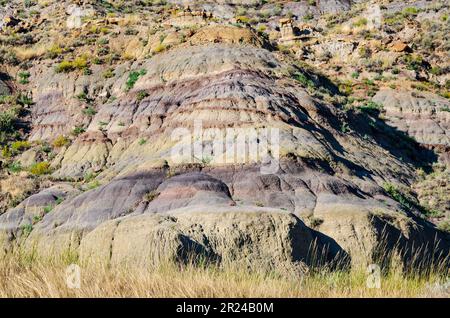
[
  {"left": 72, "top": 57, "right": 88, "bottom": 70},
  {"left": 43, "top": 204, "right": 54, "bottom": 214},
  {"left": 353, "top": 17, "right": 368, "bottom": 27},
  {"left": 33, "top": 215, "right": 43, "bottom": 224},
  {"left": 20, "top": 223, "right": 33, "bottom": 237},
  {"left": 303, "top": 13, "right": 314, "bottom": 22},
  {"left": 47, "top": 44, "right": 63, "bottom": 59},
  {"left": 83, "top": 172, "right": 97, "bottom": 183},
  {"left": 18, "top": 71, "right": 30, "bottom": 84},
  {"left": 16, "top": 94, "right": 33, "bottom": 106},
  {"left": 11, "top": 140, "right": 31, "bottom": 153},
  {"left": 103, "top": 68, "right": 115, "bottom": 79},
  {"left": 29, "top": 162, "right": 51, "bottom": 176},
  {"left": 52, "top": 135, "right": 70, "bottom": 148},
  {"left": 72, "top": 126, "right": 86, "bottom": 136},
  {"left": 7, "top": 161, "right": 22, "bottom": 173},
  {"left": 0, "top": 110, "right": 17, "bottom": 134},
  {"left": 2, "top": 146, "right": 12, "bottom": 158},
  {"left": 83, "top": 107, "right": 97, "bottom": 117},
  {"left": 76, "top": 92, "right": 89, "bottom": 102},
  {"left": 125, "top": 69, "right": 147, "bottom": 91},
  {"left": 136, "top": 91, "right": 149, "bottom": 102},
  {"left": 55, "top": 57, "right": 88, "bottom": 73},
  {"left": 359, "top": 101, "right": 383, "bottom": 114},
  {"left": 402, "top": 7, "right": 420, "bottom": 17},
  {"left": 339, "top": 81, "right": 354, "bottom": 96},
  {"left": 138, "top": 138, "right": 147, "bottom": 145},
  {"left": 293, "top": 72, "right": 315, "bottom": 89},
  {"left": 55, "top": 61, "right": 74, "bottom": 73},
  {"left": 382, "top": 183, "right": 438, "bottom": 219},
  {"left": 87, "top": 180, "right": 101, "bottom": 190},
  {"left": 153, "top": 43, "right": 166, "bottom": 53},
  {"left": 351, "top": 71, "right": 360, "bottom": 79}
]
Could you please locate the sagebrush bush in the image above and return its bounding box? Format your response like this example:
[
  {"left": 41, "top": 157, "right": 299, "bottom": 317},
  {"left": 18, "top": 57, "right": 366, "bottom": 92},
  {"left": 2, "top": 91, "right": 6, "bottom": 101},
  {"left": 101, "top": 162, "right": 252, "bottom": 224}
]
[
  {"left": 55, "top": 57, "right": 88, "bottom": 73},
  {"left": 52, "top": 135, "right": 70, "bottom": 148},
  {"left": 29, "top": 162, "right": 51, "bottom": 175},
  {"left": 11, "top": 140, "right": 31, "bottom": 153}
]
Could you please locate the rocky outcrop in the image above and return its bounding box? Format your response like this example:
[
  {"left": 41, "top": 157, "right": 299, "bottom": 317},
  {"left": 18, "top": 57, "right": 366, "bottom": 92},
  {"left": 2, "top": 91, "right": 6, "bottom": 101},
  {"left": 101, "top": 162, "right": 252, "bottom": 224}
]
[
  {"left": 317, "top": 0, "right": 351, "bottom": 14},
  {"left": 0, "top": 1, "right": 448, "bottom": 275},
  {"left": 2, "top": 162, "right": 445, "bottom": 269},
  {"left": 79, "top": 210, "right": 343, "bottom": 274},
  {"left": 373, "top": 89, "right": 450, "bottom": 157}
]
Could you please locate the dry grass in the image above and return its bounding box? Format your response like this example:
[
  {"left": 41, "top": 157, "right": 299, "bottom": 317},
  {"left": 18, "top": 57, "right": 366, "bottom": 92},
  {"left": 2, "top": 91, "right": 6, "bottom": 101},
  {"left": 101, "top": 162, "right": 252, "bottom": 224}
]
[
  {"left": 0, "top": 251, "right": 448, "bottom": 298},
  {"left": 14, "top": 45, "right": 49, "bottom": 61}
]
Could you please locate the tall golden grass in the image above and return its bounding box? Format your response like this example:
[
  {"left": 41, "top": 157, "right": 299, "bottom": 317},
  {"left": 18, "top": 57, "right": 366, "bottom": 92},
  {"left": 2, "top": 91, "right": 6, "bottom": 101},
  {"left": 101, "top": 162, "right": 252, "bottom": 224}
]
[{"left": 0, "top": 248, "right": 448, "bottom": 298}]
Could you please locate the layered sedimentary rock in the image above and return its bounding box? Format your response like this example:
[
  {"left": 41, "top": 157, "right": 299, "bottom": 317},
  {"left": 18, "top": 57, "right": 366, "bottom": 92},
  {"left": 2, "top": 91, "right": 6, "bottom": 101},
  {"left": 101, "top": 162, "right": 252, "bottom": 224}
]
[
  {"left": 373, "top": 89, "right": 450, "bottom": 155},
  {"left": 0, "top": 15, "right": 448, "bottom": 273}
]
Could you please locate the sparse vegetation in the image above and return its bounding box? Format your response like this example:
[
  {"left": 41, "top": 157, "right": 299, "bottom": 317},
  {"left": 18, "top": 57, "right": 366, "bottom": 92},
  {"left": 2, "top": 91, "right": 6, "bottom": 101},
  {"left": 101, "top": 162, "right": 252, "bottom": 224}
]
[
  {"left": 55, "top": 57, "right": 88, "bottom": 73},
  {"left": 125, "top": 69, "right": 147, "bottom": 91},
  {"left": 0, "top": 0, "right": 448, "bottom": 300},
  {"left": 29, "top": 162, "right": 51, "bottom": 176},
  {"left": 52, "top": 135, "right": 70, "bottom": 148}
]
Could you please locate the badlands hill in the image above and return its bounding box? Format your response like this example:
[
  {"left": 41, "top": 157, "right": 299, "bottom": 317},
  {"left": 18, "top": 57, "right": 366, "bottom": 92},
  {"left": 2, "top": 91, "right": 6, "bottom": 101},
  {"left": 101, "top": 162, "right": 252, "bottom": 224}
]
[{"left": 0, "top": 0, "right": 449, "bottom": 274}]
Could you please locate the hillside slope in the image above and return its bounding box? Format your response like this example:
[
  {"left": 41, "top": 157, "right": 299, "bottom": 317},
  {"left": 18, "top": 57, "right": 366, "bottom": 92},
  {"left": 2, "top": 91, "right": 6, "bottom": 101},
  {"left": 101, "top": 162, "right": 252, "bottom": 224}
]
[{"left": 0, "top": 0, "right": 448, "bottom": 273}]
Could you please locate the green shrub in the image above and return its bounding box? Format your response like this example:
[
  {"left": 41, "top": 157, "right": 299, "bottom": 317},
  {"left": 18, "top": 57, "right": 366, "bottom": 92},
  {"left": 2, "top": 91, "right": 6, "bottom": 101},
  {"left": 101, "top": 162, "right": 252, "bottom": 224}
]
[
  {"left": 303, "top": 13, "right": 314, "bottom": 22},
  {"left": 351, "top": 72, "right": 360, "bottom": 79},
  {"left": 153, "top": 43, "right": 166, "bottom": 53},
  {"left": 103, "top": 68, "right": 115, "bottom": 79},
  {"left": 76, "top": 92, "right": 88, "bottom": 102},
  {"left": 0, "top": 111, "right": 17, "bottom": 134},
  {"left": 52, "top": 135, "right": 70, "bottom": 148},
  {"left": 16, "top": 94, "right": 33, "bottom": 106},
  {"left": 352, "top": 18, "right": 367, "bottom": 27},
  {"left": 20, "top": 224, "right": 33, "bottom": 237},
  {"left": 47, "top": 44, "right": 63, "bottom": 59},
  {"left": 72, "top": 57, "right": 88, "bottom": 69},
  {"left": 83, "top": 107, "right": 97, "bottom": 117},
  {"left": 402, "top": 7, "right": 420, "bottom": 17},
  {"left": 18, "top": 71, "right": 30, "bottom": 84},
  {"left": 55, "top": 60, "right": 74, "bottom": 73},
  {"left": 29, "top": 162, "right": 52, "bottom": 176},
  {"left": 55, "top": 57, "right": 88, "bottom": 73},
  {"left": 7, "top": 161, "right": 22, "bottom": 173},
  {"left": 339, "top": 81, "right": 354, "bottom": 96},
  {"left": 359, "top": 101, "right": 383, "bottom": 114},
  {"left": 2, "top": 146, "right": 11, "bottom": 158},
  {"left": 72, "top": 126, "right": 86, "bottom": 136},
  {"left": 137, "top": 91, "right": 149, "bottom": 102},
  {"left": 11, "top": 140, "right": 31, "bottom": 153},
  {"left": 125, "top": 69, "right": 147, "bottom": 91},
  {"left": 43, "top": 204, "right": 54, "bottom": 214},
  {"left": 293, "top": 72, "right": 315, "bottom": 88}
]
